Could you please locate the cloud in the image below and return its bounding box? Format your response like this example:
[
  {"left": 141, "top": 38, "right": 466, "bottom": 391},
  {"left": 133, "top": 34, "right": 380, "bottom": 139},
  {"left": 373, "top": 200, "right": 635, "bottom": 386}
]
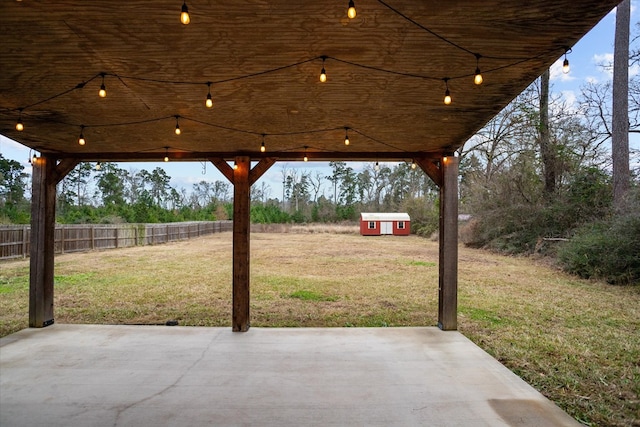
[
  {"left": 592, "top": 53, "right": 614, "bottom": 79},
  {"left": 560, "top": 90, "right": 578, "bottom": 111}
]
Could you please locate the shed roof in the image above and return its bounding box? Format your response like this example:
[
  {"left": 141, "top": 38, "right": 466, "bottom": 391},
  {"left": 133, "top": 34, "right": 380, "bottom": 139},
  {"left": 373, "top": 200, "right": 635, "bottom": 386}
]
[
  {"left": 361, "top": 213, "right": 410, "bottom": 222},
  {"left": 0, "top": 1, "right": 619, "bottom": 162}
]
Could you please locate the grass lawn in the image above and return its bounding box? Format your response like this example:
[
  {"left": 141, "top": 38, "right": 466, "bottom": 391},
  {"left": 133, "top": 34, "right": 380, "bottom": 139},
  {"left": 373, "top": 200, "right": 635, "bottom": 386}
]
[{"left": 1, "top": 231, "right": 638, "bottom": 426}]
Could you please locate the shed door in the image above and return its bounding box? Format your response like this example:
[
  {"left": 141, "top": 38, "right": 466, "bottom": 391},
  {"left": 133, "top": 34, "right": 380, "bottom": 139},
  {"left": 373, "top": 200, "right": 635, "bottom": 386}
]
[{"left": 381, "top": 222, "right": 393, "bottom": 235}]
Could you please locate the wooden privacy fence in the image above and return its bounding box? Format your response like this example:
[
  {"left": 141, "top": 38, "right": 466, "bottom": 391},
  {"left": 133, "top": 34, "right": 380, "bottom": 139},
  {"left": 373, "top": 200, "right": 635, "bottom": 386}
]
[{"left": 0, "top": 221, "right": 232, "bottom": 260}]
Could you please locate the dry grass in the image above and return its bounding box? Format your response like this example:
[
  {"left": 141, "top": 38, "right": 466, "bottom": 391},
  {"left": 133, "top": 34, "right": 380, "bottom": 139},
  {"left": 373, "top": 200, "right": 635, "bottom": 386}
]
[{"left": 1, "top": 231, "right": 638, "bottom": 426}]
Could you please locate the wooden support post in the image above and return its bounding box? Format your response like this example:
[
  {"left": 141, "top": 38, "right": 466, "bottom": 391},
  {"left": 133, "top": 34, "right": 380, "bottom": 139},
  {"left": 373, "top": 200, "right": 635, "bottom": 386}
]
[
  {"left": 29, "top": 156, "right": 57, "bottom": 327},
  {"left": 232, "top": 156, "right": 251, "bottom": 331},
  {"left": 29, "top": 156, "right": 78, "bottom": 328},
  {"left": 438, "top": 155, "right": 459, "bottom": 330},
  {"left": 211, "top": 156, "right": 276, "bottom": 332}
]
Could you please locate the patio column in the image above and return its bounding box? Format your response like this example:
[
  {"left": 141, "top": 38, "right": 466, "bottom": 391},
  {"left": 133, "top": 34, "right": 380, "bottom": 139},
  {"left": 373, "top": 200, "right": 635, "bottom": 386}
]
[
  {"left": 29, "top": 156, "right": 78, "bottom": 327},
  {"left": 211, "top": 156, "right": 275, "bottom": 332},
  {"left": 232, "top": 156, "right": 251, "bottom": 331},
  {"left": 438, "top": 155, "right": 458, "bottom": 330},
  {"left": 29, "top": 156, "right": 56, "bottom": 327}
]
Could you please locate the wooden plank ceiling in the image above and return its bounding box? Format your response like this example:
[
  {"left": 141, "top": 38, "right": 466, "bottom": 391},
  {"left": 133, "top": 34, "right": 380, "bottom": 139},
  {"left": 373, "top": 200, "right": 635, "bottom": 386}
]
[{"left": 0, "top": 0, "right": 620, "bottom": 161}]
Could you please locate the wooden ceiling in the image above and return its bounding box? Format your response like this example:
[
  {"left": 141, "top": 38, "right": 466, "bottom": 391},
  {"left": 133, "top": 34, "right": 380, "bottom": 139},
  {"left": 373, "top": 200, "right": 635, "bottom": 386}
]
[{"left": 0, "top": 0, "right": 620, "bottom": 161}]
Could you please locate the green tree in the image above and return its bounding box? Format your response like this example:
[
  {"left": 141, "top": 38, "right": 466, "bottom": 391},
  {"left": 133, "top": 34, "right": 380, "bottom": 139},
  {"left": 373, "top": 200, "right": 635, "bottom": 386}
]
[
  {"left": 0, "top": 154, "right": 29, "bottom": 222},
  {"left": 95, "top": 162, "right": 126, "bottom": 208},
  {"left": 139, "top": 167, "right": 172, "bottom": 207},
  {"left": 0, "top": 154, "right": 28, "bottom": 207}
]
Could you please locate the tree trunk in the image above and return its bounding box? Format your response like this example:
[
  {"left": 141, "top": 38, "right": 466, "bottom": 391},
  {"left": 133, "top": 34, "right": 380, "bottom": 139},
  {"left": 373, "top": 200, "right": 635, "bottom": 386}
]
[
  {"left": 539, "top": 69, "right": 555, "bottom": 196},
  {"left": 612, "top": 0, "right": 630, "bottom": 211}
]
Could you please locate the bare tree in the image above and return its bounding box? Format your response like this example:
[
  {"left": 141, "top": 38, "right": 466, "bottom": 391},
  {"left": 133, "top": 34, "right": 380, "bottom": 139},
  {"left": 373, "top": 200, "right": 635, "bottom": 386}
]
[
  {"left": 612, "top": 0, "right": 630, "bottom": 209},
  {"left": 538, "top": 69, "right": 556, "bottom": 195}
]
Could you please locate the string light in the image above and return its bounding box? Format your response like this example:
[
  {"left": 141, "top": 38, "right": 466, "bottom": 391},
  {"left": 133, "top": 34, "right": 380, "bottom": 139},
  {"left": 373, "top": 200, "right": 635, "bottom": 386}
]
[
  {"left": 562, "top": 47, "right": 571, "bottom": 74},
  {"left": 303, "top": 146, "right": 308, "bottom": 162},
  {"left": 31, "top": 152, "right": 38, "bottom": 165},
  {"left": 319, "top": 56, "right": 327, "bottom": 83},
  {"left": 205, "top": 82, "right": 213, "bottom": 108},
  {"left": 15, "top": 109, "right": 24, "bottom": 131},
  {"left": 174, "top": 115, "right": 181, "bottom": 135},
  {"left": 374, "top": 161, "right": 380, "bottom": 171},
  {"left": 443, "top": 78, "right": 452, "bottom": 105},
  {"left": 411, "top": 160, "right": 417, "bottom": 170},
  {"left": 260, "top": 134, "right": 266, "bottom": 153},
  {"left": 344, "top": 127, "right": 350, "bottom": 146},
  {"left": 99, "top": 73, "right": 107, "bottom": 98},
  {"left": 474, "top": 54, "right": 483, "bottom": 85},
  {"left": 233, "top": 161, "right": 238, "bottom": 170},
  {"left": 78, "top": 125, "right": 86, "bottom": 145},
  {"left": 347, "top": 0, "right": 356, "bottom": 19},
  {"left": 95, "top": 162, "right": 101, "bottom": 171},
  {"left": 180, "top": 1, "right": 190, "bottom": 25},
  {"left": 164, "top": 146, "right": 170, "bottom": 162}
]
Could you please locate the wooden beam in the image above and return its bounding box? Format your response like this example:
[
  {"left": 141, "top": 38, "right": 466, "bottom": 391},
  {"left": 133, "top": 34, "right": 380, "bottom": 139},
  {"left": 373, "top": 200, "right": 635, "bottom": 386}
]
[
  {"left": 232, "top": 156, "right": 251, "bottom": 332},
  {"left": 414, "top": 157, "right": 442, "bottom": 187},
  {"left": 249, "top": 157, "right": 276, "bottom": 186},
  {"left": 53, "top": 151, "right": 443, "bottom": 162},
  {"left": 438, "top": 155, "right": 459, "bottom": 330},
  {"left": 209, "top": 157, "right": 235, "bottom": 184},
  {"left": 52, "top": 158, "right": 79, "bottom": 184},
  {"left": 29, "top": 155, "right": 57, "bottom": 328}
]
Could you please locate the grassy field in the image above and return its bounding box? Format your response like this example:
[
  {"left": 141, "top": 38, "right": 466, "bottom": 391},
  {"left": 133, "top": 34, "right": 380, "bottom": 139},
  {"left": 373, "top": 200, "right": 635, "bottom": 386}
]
[{"left": 1, "top": 230, "right": 638, "bottom": 426}]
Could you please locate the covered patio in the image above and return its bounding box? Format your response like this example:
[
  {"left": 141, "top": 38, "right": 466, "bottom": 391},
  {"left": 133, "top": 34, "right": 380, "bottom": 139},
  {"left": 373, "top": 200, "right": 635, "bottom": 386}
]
[
  {"left": 0, "top": 1, "right": 621, "bottom": 425},
  {"left": 1, "top": 325, "right": 581, "bottom": 426}
]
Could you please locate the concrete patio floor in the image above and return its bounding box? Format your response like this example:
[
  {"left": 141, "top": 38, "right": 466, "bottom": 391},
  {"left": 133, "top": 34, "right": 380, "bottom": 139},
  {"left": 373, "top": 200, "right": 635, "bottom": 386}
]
[{"left": 1, "top": 325, "right": 579, "bottom": 426}]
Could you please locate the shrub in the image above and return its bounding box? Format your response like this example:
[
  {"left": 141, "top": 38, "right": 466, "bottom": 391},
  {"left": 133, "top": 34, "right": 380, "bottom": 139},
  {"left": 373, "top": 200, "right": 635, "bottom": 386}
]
[{"left": 558, "top": 212, "right": 640, "bottom": 285}]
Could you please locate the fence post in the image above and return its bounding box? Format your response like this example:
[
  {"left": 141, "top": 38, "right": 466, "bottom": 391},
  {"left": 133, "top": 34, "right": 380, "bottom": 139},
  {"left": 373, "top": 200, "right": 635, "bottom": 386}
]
[
  {"left": 22, "top": 226, "right": 28, "bottom": 258},
  {"left": 60, "top": 225, "right": 65, "bottom": 254},
  {"left": 91, "top": 225, "right": 95, "bottom": 250},
  {"left": 115, "top": 226, "right": 119, "bottom": 249}
]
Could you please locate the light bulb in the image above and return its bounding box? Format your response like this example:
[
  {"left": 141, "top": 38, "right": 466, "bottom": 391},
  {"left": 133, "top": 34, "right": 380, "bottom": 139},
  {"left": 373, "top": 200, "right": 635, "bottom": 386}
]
[
  {"left": 164, "top": 155, "right": 169, "bottom": 162},
  {"left": 348, "top": 0, "right": 356, "bottom": 19},
  {"left": 175, "top": 125, "right": 181, "bottom": 135},
  {"left": 78, "top": 126, "right": 86, "bottom": 145},
  {"left": 181, "top": 2, "right": 190, "bottom": 25},
  {"left": 99, "top": 74, "right": 107, "bottom": 98},
  {"left": 374, "top": 161, "right": 380, "bottom": 171},
  {"left": 304, "top": 154, "right": 308, "bottom": 162},
  {"left": 474, "top": 68, "right": 483, "bottom": 85},
  {"left": 562, "top": 58, "right": 570, "bottom": 74},
  {"left": 31, "top": 154, "right": 37, "bottom": 164},
  {"left": 344, "top": 136, "right": 350, "bottom": 145},
  {"left": 444, "top": 89, "right": 452, "bottom": 105},
  {"left": 206, "top": 83, "right": 213, "bottom": 108},
  {"left": 16, "top": 119, "right": 24, "bottom": 131},
  {"left": 261, "top": 141, "right": 266, "bottom": 153},
  {"left": 411, "top": 161, "right": 417, "bottom": 170},
  {"left": 95, "top": 162, "right": 101, "bottom": 171},
  {"left": 233, "top": 162, "right": 238, "bottom": 170},
  {"left": 320, "top": 57, "right": 327, "bottom": 83}
]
